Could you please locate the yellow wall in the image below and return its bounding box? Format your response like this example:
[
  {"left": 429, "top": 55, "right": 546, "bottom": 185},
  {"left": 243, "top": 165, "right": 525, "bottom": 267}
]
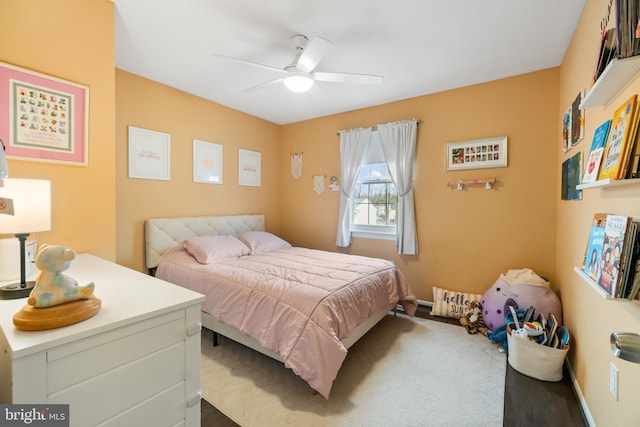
[
  {"left": 115, "top": 71, "right": 282, "bottom": 270},
  {"left": 0, "top": 0, "right": 116, "bottom": 260},
  {"left": 5, "top": 1, "right": 640, "bottom": 424},
  {"left": 558, "top": 1, "right": 640, "bottom": 425},
  {"left": 278, "top": 70, "right": 560, "bottom": 300}
]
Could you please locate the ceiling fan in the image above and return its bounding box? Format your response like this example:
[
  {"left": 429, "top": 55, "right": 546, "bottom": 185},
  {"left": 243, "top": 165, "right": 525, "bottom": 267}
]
[{"left": 212, "top": 34, "right": 384, "bottom": 93}]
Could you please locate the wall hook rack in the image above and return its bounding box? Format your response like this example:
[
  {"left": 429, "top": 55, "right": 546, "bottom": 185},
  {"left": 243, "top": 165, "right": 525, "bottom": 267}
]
[{"left": 447, "top": 177, "right": 496, "bottom": 190}]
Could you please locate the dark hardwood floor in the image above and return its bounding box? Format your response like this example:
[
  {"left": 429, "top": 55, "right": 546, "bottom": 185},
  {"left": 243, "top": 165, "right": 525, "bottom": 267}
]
[{"left": 200, "top": 306, "right": 588, "bottom": 427}]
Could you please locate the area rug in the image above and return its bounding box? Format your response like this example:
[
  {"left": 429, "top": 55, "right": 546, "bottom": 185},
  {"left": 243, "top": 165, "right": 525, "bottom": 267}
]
[{"left": 201, "top": 313, "right": 506, "bottom": 427}]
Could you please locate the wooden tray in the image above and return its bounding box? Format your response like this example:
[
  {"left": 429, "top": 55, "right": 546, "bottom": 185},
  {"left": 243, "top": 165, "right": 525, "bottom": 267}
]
[{"left": 13, "top": 296, "right": 101, "bottom": 331}]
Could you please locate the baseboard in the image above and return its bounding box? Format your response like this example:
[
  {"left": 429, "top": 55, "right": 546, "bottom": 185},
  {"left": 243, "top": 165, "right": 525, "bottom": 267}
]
[
  {"left": 418, "top": 299, "right": 432, "bottom": 308},
  {"left": 565, "top": 359, "right": 595, "bottom": 427}
]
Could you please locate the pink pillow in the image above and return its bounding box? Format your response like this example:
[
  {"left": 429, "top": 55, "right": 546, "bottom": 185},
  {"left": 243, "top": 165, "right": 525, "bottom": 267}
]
[
  {"left": 183, "top": 235, "right": 250, "bottom": 264},
  {"left": 236, "top": 231, "right": 291, "bottom": 254}
]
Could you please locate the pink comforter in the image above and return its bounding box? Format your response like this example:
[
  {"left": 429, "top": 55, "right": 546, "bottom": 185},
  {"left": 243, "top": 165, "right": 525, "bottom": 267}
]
[{"left": 156, "top": 246, "right": 417, "bottom": 398}]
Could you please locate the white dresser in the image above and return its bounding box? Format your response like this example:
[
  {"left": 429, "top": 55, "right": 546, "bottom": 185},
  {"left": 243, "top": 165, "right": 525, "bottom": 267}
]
[{"left": 0, "top": 254, "right": 205, "bottom": 427}]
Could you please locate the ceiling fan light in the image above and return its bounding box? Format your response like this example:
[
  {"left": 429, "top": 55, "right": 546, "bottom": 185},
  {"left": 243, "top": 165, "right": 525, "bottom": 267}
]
[{"left": 283, "top": 73, "right": 314, "bottom": 93}]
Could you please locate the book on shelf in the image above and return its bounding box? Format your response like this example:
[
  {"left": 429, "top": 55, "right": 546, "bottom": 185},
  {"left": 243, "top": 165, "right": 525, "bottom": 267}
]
[
  {"left": 592, "top": 0, "right": 640, "bottom": 84},
  {"left": 598, "top": 94, "right": 639, "bottom": 180},
  {"left": 597, "top": 214, "right": 632, "bottom": 297},
  {"left": 617, "top": 220, "right": 640, "bottom": 298},
  {"left": 615, "top": 0, "right": 640, "bottom": 59},
  {"left": 583, "top": 120, "right": 612, "bottom": 184},
  {"left": 589, "top": 119, "right": 613, "bottom": 153},
  {"left": 623, "top": 118, "right": 640, "bottom": 178},
  {"left": 626, "top": 254, "right": 640, "bottom": 300},
  {"left": 583, "top": 148, "right": 605, "bottom": 183},
  {"left": 583, "top": 213, "right": 609, "bottom": 283},
  {"left": 593, "top": 27, "right": 617, "bottom": 82}
]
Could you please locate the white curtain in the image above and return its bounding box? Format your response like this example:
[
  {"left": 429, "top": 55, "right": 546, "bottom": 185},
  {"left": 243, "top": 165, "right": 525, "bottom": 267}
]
[
  {"left": 336, "top": 127, "right": 372, "bottom": 247},
  {"left": 377, "top": 119, "right": 418, "bottom": 255}
]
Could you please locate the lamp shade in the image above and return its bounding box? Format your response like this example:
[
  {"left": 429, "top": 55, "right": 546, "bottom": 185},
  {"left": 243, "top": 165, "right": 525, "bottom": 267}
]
[{"left": 0, "top": 179, "right": 51, "bottom": 234}]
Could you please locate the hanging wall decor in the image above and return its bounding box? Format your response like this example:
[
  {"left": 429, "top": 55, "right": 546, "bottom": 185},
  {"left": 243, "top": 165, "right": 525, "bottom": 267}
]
[
  {"left": 238, "top": 148, "right": 261, "bottom": 187},
  {"left": 291, "top": 152, "right": 303, "bottom": 179},
  {"left": 313, "top": 175, "right": 325, "bottom": 195},
  {"left": 128, "top": 126, "right": 171, "bottom": 181},
  {"left": 0, "top": 61, "right": 89, "bottom": 165},
  {"left": 193, "top": 139, "right": 223, "bottom": 184},
  {"left": 445, "top": 136, "right": 507, "bottom": 171}
]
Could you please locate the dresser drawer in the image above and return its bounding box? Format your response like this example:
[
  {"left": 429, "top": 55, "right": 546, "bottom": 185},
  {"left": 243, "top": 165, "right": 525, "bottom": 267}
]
[
  {"left": 47, "top": 310, "right": 185, "bottom": 394},
  {"left": 98, "top": 381, "right": 186, "bottom": 427},
  {"left": 49, "top": 341, "right": 185, "bottom": 426}
]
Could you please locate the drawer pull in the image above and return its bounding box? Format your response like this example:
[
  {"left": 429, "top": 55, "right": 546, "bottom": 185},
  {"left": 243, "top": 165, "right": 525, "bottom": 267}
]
[
  {"left": 187, "top": 391, "right": 202, "bottom": 407},
  {"left": 187, "top": 323, "right": 202, "bottom": 337}
]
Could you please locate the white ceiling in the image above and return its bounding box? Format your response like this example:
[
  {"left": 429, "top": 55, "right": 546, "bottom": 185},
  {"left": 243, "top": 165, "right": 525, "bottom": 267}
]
[{"left": 114, "top": 0, "right": 586, "bottom": 125}]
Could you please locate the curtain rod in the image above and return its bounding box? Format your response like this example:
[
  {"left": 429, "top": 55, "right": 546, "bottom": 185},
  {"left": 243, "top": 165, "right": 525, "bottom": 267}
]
[{"left": 336, "top": 119, "right": 421, "bottom": 136}]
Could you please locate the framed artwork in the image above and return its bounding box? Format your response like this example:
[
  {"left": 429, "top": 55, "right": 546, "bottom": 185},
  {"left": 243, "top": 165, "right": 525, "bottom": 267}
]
[
  {"left": 562, "top": 107, "right": 571, "bottom": 153},
  {"left": 238, "top": 148, "right": 261, "bottom": 187},
  {"left": 561, "top": 151, "right": 582, "bottom": 200},
  {"left": 128, "top": 126, "right": 171, "bottom": 181},
  {"left": 445, "top": 136, "right": 507, "bottom": 171},
  {"left": 0, "top": 61, "right": 89, "bottom": 165},
  {"left": 571, "top": 90, "right": 585, "bottom": 147},
  {"left": 193, "top": 139, "right": 223, "bottom": 184}
]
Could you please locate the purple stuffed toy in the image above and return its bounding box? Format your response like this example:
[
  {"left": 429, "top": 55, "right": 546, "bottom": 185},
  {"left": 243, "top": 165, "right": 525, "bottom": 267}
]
[{"left": 481, "top": 268, "right": 562, "bottom": 331}]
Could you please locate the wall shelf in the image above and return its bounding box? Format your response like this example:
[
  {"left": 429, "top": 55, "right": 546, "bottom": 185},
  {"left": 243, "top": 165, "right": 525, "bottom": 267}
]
[
  {"left": 576, "top": 178, "right": 640, "bottom": 190},
  {"left": 580, "top": 56, "right": 640, "bottom": 109},
  {"left": 573, "top": 266, "right": 638, "bottom": 302},
  {"left": 446, "top": 177, "right": 496, "bottom": 190}
]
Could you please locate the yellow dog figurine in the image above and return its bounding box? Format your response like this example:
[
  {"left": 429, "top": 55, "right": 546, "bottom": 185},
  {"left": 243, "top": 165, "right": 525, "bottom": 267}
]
[{"left": 28, "top": 245, "right": 95, "bottom": 308}]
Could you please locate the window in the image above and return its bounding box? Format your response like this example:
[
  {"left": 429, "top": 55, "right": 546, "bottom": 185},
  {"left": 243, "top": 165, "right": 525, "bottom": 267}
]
[{"left": 351, "top": 132, "right": 396, "bottom": 239}]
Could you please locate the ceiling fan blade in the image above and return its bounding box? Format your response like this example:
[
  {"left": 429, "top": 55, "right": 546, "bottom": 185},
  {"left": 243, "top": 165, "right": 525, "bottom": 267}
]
[
  {"left": 312, "top": 72, "right": 384, "bottom": 85},
  {"left": 296, "top": 36, "right": 331, "bottom": 73},
  {"left": 242, "top": 77, "right": 284, "bottom": 92},
  {"left": 212, "top": 53, "right": 287, "bottom": 75}
]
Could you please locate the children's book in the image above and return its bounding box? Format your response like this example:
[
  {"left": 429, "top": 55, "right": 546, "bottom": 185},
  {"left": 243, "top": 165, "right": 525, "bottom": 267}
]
[
  {"left": 620, "top": 220, "right": 640, "bottom": 298},
  {"left": 589, "top": 120, "right": 612, "bottom": 152},
  {"left": 557, "top": 326, "right": 570, "bottom": 349},
  {"left": 546, "top": 313, "right": 559, "bottom": 347},
  {"left": 599, "top": 95, "right": 639, "bottom": 180},
  {"left": 583, "top": 213, "right": 608, "bottom": 283},
  {"left": 598, "top": 215, "right": 632, "bottom": 296},
  {"left": 582, "top": 121, "right": 611, "bottom": 184},
  {"left": 582, "top": 147, "right": 605, "bottom": 183}
]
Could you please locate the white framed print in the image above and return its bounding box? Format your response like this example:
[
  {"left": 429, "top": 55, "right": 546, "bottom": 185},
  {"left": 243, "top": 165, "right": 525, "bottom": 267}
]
[
  {"left": 193, "top": 139, "right": 223, "bottom": 184},
  {"left": 445, "top": 136, "right": 507, "bottom": 171},
  {"left": 238, "top": 148, "right": 261, "bottom": 187},
  {"left": 128, "top": 126, "right": 171, "bottom": 180}
]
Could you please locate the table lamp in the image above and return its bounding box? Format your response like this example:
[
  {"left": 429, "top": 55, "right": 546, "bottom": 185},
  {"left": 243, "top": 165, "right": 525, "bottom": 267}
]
[{"left": 0, "top": 178, "right": 51, "bottom": 299}]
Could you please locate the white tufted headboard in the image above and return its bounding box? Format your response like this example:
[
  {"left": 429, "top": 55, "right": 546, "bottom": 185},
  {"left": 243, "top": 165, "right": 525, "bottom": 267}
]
[{"left": 144, "top": 214, "right": 265, "bottom": 270}]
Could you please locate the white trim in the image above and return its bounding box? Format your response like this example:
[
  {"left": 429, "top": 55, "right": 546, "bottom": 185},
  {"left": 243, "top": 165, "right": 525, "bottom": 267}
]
[
  {"left": 565, "top": 359, "right": 594, "bottom": 426},
  {"left": 352, "top": 230, "right": 396, "bottom": 241}
]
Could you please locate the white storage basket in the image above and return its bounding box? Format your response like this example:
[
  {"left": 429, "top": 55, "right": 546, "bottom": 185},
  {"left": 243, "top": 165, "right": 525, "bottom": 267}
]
[{"left": 506, "top": 324, "right": 569, "bottom": 382}]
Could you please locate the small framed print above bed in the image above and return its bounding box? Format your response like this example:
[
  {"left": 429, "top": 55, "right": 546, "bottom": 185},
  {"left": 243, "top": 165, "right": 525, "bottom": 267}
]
[
  {"left": 446, "top": 136, "right": 507, "bottom": 171},
  {"left": 238, "top": 148, "right": 261, "bottom": 186},
  {"left": 193, "top": 139, "right": 222, "bottom": 184},
  {"left": 128, "top": 126, "right": 171, "bottom": 181}
]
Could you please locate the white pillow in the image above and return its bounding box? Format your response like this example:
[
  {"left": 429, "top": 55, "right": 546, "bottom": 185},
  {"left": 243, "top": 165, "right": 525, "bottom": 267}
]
[
  {"left": 183, "top": 235, "right": 250, "bottom": 264},
  {"left": 236, "top": 231, "right": 291, "bottom": 254},
  {"left": 430, "top": 286, "right": 483, "bottom": 319}
]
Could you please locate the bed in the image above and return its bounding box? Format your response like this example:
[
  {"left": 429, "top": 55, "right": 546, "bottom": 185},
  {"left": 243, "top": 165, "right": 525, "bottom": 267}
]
[{"left": 145, "top": 214, "right": 417, "bottom": 398}]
